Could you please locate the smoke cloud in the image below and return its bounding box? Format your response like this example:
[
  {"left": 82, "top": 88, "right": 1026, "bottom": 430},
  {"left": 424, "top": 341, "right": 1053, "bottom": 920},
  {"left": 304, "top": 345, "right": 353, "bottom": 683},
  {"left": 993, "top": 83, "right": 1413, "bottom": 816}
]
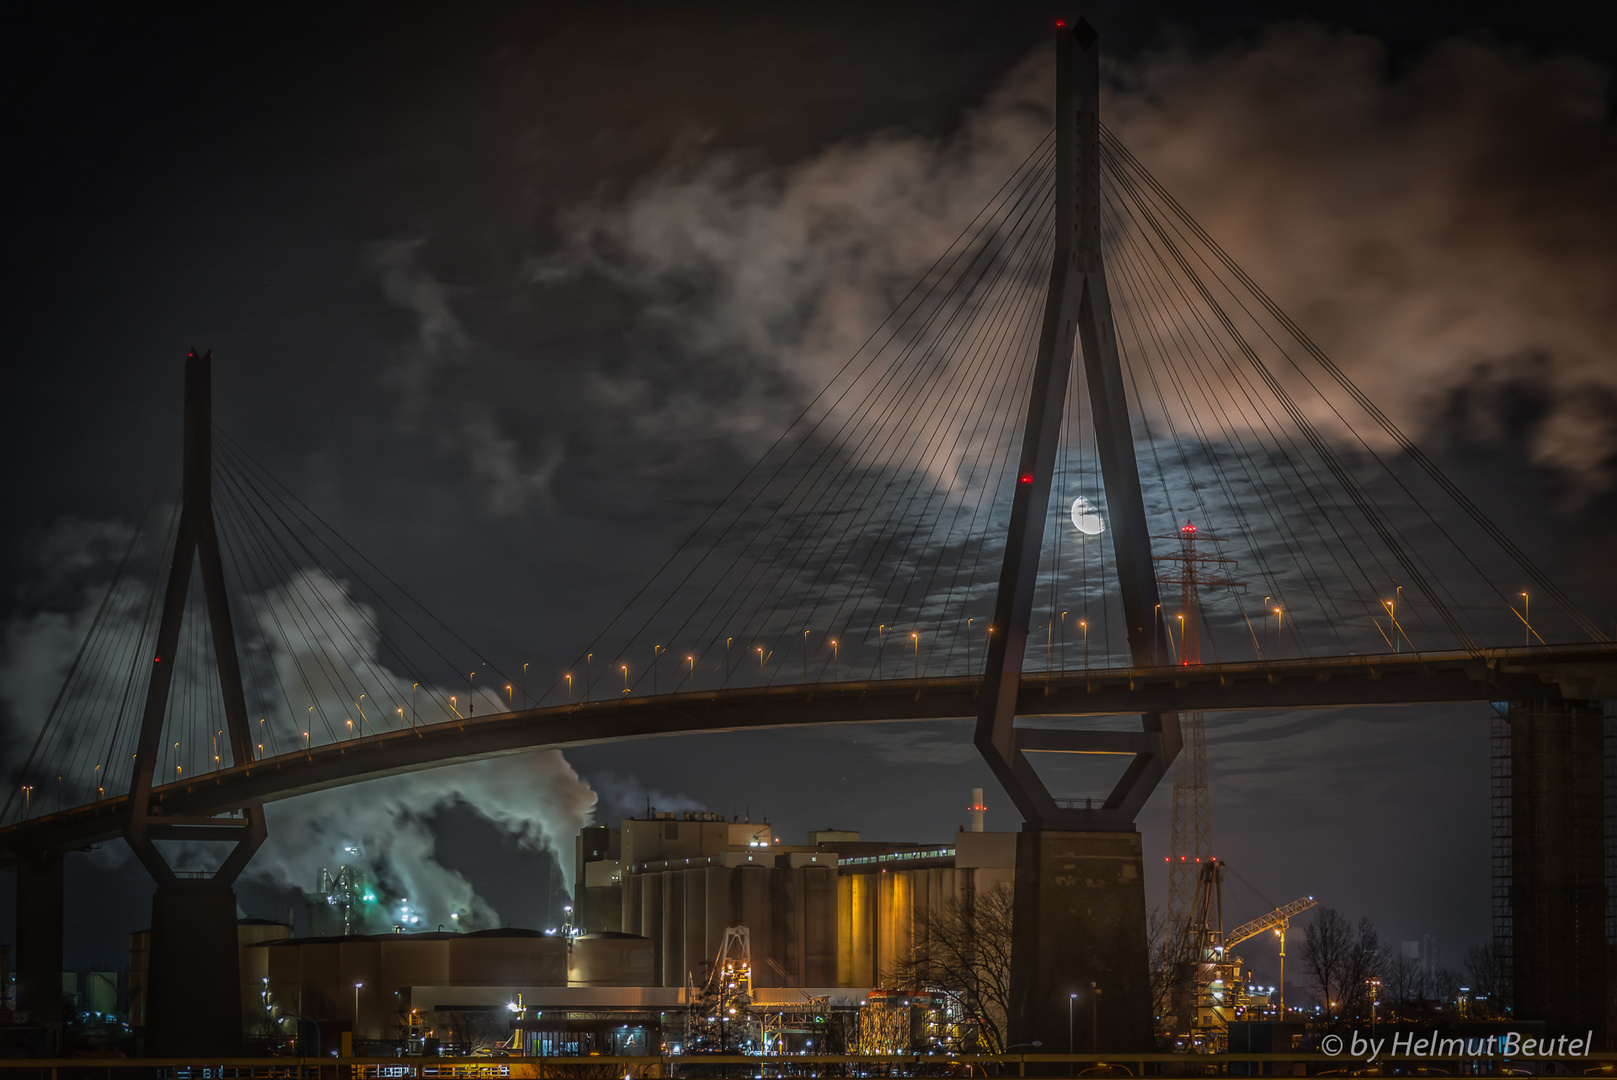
[
  {"left": 543, "top": 25, "right": 1617, "bottom": 497},
  {"left": 585, "top": 770, "right": 706, "bottom": 825}
]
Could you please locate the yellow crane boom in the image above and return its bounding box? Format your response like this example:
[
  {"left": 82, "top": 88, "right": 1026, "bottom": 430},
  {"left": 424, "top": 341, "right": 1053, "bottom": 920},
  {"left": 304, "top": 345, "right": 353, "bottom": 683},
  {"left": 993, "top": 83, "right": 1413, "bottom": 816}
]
[{"left": 1226, "top": 896, "right": 1316, "bottom": 947}]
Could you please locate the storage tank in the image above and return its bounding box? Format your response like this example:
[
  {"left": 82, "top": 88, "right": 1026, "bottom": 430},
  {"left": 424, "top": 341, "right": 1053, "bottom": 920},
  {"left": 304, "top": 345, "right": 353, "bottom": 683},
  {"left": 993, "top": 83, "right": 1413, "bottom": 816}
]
[
  {"left": 568, "top": 932, "right": 656, "bottom": 986},
  {"left": 446, "top": 929, "right": 566, "bottom": 986}
]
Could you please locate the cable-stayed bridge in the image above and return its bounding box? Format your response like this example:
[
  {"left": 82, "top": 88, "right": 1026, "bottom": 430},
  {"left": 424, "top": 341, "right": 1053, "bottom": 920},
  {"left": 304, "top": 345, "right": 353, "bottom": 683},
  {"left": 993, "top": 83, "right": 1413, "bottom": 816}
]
[{"left": 4, "top": 18, "right": 1614, "bottom": 1057}]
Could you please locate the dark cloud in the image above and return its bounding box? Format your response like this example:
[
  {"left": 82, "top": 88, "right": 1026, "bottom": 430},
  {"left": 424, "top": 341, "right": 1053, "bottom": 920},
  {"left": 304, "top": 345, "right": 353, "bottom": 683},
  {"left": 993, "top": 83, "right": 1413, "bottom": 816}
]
[
  {"left": 1112, "top": 25, "right": 1617, "bottom": 495},
  {"left": 548, "top": 24, "right": 1617, "bottom": 497}
]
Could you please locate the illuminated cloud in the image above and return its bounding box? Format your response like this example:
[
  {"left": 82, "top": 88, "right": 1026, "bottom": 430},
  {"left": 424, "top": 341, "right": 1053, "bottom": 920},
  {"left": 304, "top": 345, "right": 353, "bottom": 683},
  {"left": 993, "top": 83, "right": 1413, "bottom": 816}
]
[{"left": 543, "top": 26, "right": 1617, "bottom": 497}]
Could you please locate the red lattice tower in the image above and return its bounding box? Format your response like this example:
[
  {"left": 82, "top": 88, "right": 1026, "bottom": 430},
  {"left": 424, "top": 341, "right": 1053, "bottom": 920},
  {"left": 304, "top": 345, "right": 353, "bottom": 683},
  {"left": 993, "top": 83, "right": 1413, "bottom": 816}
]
[{"left": 1154, "top": 521, "right": 1241, "bottom": 953}]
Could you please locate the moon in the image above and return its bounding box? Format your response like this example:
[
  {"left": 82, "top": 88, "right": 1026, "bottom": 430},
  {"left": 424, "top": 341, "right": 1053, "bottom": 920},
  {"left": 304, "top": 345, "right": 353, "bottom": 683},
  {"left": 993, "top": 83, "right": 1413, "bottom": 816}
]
[{"left": 1071, "top": 495, "right": 1106, "bottom": 536}]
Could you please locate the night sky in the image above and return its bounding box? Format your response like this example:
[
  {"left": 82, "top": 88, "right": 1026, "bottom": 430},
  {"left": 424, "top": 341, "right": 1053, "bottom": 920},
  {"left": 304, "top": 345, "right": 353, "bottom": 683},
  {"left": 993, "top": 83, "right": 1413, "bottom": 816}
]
[{"left": 4, "top": 1, "right": 1616, "bottom": 996}]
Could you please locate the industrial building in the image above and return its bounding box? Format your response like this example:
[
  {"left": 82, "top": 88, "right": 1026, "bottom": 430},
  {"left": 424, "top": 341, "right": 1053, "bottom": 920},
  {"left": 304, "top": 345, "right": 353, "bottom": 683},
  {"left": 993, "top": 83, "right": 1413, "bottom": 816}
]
[
  {"left": 128, "top": 794, "right": 1018, "bottom": 1054},
  {"left": 574, "top": 806, "right": 1015, "bottom": 991}
]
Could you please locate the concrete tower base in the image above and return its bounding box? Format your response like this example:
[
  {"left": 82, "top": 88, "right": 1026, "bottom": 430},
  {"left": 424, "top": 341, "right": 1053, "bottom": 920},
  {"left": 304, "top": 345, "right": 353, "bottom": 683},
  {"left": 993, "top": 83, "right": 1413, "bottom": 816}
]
[
  {"left": 16, "top": 853, "right": 64, "bottom": 1049},
  {"left": 1509, "top": 699, "right": 1608, "bottom": 1046},
  {"left": 1009, "top": 830, "right": 1152, "bottom": 1052},
  {"left": 143, "top": 887, "right": 243, "bottom": 1056}
]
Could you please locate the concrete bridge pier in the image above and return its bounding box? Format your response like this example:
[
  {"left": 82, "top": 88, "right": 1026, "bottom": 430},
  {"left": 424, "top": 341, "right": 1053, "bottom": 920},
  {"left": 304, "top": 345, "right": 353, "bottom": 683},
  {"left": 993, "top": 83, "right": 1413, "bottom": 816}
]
[
  {"left": 142, "top": 883, "right": 244, "bottom": 1056},
  {"left": 1508, "top": 698, "right": 1608, "bottom": 1046},
  {"left": 1008, "top": 830, "right": 1152, "bottom": 1053},
  {"left": 14, "top": 852, "right": 63, "bottom": 1048}
]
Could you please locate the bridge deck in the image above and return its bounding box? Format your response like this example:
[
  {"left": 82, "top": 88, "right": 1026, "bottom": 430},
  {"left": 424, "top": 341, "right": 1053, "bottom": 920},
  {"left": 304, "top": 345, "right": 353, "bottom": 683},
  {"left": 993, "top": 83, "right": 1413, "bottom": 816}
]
[{"left": 3, "top": 643, "right": 1613, "bottom": 862}]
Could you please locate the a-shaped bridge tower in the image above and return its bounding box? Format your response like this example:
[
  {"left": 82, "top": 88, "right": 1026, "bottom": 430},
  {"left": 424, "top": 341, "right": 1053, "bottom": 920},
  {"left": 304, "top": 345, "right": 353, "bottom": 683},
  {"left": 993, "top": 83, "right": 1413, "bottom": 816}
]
[{"left": 975, "top": 18, "right": 1170, "bottom": 1050}]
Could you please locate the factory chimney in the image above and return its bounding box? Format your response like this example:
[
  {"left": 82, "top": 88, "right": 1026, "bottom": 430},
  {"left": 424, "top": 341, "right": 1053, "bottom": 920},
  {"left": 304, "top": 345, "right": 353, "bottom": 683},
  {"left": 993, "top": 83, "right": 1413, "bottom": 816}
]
[{"left": 968, "top": 788, "right": 987, "bottom": 832}]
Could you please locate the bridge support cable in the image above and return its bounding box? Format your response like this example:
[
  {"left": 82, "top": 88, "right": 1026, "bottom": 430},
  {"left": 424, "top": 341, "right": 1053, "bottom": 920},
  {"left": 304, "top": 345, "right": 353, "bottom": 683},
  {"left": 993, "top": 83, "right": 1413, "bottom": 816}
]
[
  {"left": 1101, "top": 130, "right": 1607, "bottom": 646},
  {"left": 0, "top": 493, "right": 175, "bottom": 827},
  {"left": 204, "top": 443, "right": 528, "bottom": 744},
  {"left": 1101, "top": 186, "right": 1410, "bottom": 658},
  {"left": 668, "top": 184, "right": 1054, "bottom": 685},
  {"left": 746, "top": 202, "right": 1059, "bottom": 682},
  {"left": 550, "top": 152, "right": 1064, "bottom": 698},
  {"left": 212, "top": 459, "right": 444, "bottom": 742},
  {"left": 1104, "top": 221, "right": 1353, "bottom": 657},
  {"left": 657, "top": 163, "right": 1056, "bottom": 689},
  {"left": 213, "top": 430, "right": 524, "bottom": 712},
  {"left": 1096, "top": 129, "right": 1602, "bottom": 649},
  {"left": 1097, "top": 144, "right": 1478, "bottom": 657},
  {"left": 1099, "top": 153, "right": 1401, "bottom": 636},
  {"left": 2, "top": 368, "right": 535, "bottom": 836},
  {"left": 529, "top": 39, "right": 1600, "bottom": 733},
  {"left": 538, "top": 134, "right": 1062, "bottom": 701}
]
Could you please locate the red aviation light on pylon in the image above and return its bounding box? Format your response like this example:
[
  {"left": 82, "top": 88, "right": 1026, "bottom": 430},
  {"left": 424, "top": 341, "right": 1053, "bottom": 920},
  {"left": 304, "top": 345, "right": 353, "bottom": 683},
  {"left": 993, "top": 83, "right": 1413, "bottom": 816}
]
[
  {"left": 1181, "top": 522, "right": 1197, "bottom": 533},
  {"left": 1055, "top": 18, "right": 1066, "bottom": 28},
  {"left": 1020, "top": 473, "right": 1033, "bottom": 484}
]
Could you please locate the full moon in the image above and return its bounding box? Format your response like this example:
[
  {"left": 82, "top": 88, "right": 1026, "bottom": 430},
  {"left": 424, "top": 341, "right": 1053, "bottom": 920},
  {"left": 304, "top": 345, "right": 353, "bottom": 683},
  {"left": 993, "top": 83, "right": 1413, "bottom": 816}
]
[{"left": 1071, "top": 495, "right": 1106, "bottom": 536}]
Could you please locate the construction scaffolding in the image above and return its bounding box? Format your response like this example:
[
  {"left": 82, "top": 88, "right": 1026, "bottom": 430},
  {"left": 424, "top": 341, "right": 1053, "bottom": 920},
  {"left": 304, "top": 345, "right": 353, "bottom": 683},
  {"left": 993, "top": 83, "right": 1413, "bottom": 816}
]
[
  {"left": 1490, "top": 703, "right": 1513, "bottom": 1011},
  {"left": 855, "top": 990, "right": 964, "bottom": 1054},
  {"left": 1156, "top": 522, "right": 1241, "bottom": 1014},
  {"left": 685, "top": 926, "right": 756, "bottom": 1054}
]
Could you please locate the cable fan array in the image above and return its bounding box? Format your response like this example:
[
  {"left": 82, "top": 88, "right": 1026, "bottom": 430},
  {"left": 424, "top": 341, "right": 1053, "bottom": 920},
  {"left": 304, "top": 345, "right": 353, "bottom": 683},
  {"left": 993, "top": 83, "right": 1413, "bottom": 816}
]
[
  {"left": 0, "top": 434, "right": 520, "bottom": 828},
  {"left": 541, "top": 126, "right": 1603, "bottom": 706},
  {"left": 4, "top": 121, "right": 1604, "bottom": 828}
]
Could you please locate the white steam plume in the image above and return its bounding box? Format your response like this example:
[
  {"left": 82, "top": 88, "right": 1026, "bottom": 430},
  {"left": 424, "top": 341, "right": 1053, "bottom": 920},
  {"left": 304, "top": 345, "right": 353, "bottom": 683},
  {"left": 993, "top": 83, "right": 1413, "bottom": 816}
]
[
  {"left": 0, "top": 520, "right": 598, "bottom": 931},
  {"left": 249, "top": 753, "right": 595, "bottom": 933}
]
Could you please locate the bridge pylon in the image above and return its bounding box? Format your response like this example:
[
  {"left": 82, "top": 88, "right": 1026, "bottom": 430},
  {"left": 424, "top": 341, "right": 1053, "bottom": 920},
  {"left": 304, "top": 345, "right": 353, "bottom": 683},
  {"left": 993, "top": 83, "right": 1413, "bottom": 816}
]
[
  {"left": 976, "top": 18, "right": 1169, "bottom": 1053},
  {"left": 122, "top": 350, "right": 267, "bottom": 1056}
]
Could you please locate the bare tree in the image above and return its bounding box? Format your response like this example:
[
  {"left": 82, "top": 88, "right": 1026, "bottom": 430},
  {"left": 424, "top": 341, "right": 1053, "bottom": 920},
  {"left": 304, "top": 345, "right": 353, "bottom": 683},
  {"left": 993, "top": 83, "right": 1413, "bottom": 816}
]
[
  {"left": 1386, "top": 954, "right": 1423, "bottom": 1008},
  {"left": 1464, "top": 942, "right": 1507, "bottom": 1013},
  {"left": 1147, "top": 906, "right": 1197, "bottom": 1047},
  {"left": 886, "top": 880, "right": 1013, "bottom": 1053},
  {"left": 1340, "top": 917, "right": 1386, "bottom": 1017},
  {"left": 1301, "top": 908, "right": 1385, "bottom": 1019},
  {"left": 1301, "top": 907, "right": 1353, "bottom": 1014}
]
